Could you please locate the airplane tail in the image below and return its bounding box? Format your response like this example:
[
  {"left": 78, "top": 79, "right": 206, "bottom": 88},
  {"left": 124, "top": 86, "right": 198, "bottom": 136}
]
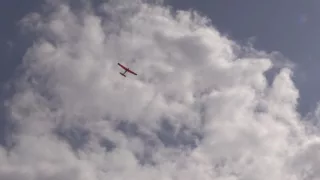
[{"left": 120, "top": 72, "right": 126, "bottom": 77}]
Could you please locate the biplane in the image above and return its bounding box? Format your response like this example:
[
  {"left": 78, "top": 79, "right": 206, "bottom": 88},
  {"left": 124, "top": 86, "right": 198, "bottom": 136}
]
[{"left": 118, "top": 63, "right": 137, "bottom": 77}]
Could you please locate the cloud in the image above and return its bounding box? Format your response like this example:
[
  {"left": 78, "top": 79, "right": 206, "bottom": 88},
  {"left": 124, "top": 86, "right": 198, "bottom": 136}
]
[{"left": 2, "top": 0, "right": 320, "bottom": 179}]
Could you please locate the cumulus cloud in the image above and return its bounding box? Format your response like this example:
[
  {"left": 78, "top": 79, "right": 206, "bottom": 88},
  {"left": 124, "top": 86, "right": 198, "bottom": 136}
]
[{"left": 2, "top": 0, "right": 320, "bottom": 179}]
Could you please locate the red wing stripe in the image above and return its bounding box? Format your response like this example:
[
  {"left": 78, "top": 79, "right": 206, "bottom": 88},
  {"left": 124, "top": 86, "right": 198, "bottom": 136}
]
[
  {"left": 127, "top": 69, "right": 137, "bottom": 75},
  {"left": 118, "top": 63, "right": 128, "bottom": 70}
]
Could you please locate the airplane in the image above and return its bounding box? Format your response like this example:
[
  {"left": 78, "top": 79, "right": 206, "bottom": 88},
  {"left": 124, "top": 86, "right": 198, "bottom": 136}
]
[{"left": 118, "top": 63, "right": 137, "bottom": 77}]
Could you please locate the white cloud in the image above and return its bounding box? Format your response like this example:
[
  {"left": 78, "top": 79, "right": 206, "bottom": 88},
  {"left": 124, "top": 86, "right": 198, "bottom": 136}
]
[{"left": 2, "top": 0, "right": 320, "bottom": 179}]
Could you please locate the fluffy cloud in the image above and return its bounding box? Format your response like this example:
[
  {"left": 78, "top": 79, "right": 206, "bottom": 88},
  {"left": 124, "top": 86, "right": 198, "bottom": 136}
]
[{"left": 2, "top": 0, "right": 320, "bottom": 179}]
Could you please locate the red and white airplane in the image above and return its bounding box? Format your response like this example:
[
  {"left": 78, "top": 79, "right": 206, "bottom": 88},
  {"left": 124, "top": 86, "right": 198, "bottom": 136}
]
[{"left": 118, "top": 63, "right": 137, "bottom": 77}]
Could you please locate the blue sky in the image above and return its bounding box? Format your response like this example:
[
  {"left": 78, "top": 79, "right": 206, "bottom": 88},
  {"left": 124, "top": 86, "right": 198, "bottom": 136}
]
[
  {"left": 0, "top": 0, "right": 42, "bottom": 146},
  {"left": 0, "top": 1, "right": 41, "bottom": 83}
]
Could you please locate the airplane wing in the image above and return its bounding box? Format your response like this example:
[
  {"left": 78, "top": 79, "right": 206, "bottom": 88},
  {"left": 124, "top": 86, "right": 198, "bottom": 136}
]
[
  {"left": 127, "top": 69, "right": 137, "bottom": 75},
  {"left": 118, "top": 63, "right": 128, "bottom": 70}
]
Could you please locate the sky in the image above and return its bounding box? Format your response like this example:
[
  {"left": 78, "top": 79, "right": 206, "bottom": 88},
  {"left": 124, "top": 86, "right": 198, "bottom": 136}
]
[
  {"left": 164, "top": 0, "right": 320, "bottom": 115},
  {"left": 1, "top": 0, "right": 320, "bottom": 180},
  {"left": 2, "top": 0, "right": 320, "bottom": 115}
]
